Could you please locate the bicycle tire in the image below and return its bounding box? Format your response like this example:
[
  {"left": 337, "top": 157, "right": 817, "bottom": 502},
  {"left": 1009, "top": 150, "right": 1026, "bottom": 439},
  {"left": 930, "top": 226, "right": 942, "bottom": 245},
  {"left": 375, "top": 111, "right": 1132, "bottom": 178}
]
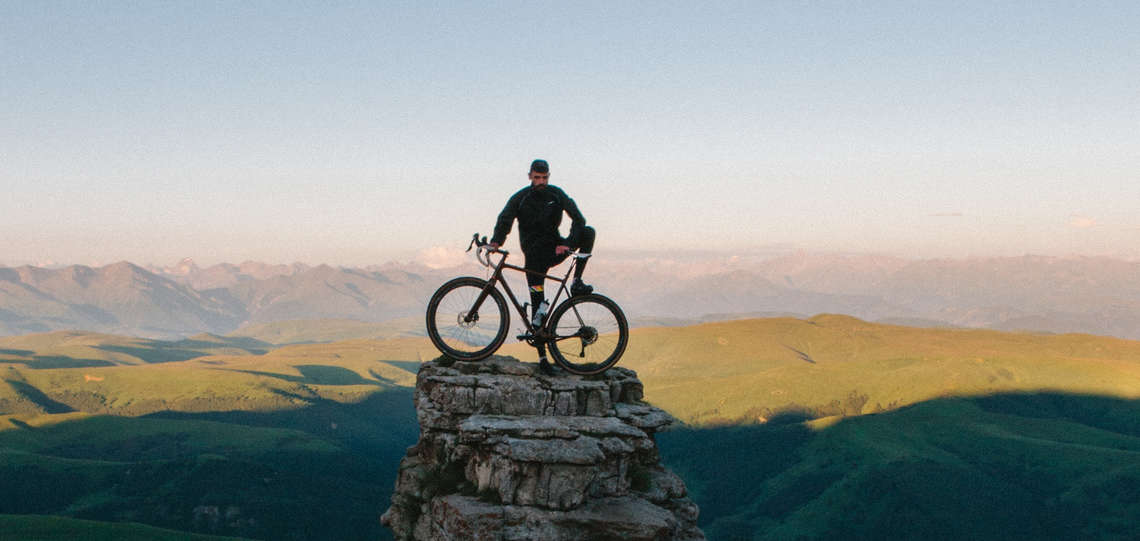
[
  {"left": 426, "top": 276, "right": 510, "bottom": 361},
  {"left": 546, "top": 293, "right": 628, "bottom": 375}
]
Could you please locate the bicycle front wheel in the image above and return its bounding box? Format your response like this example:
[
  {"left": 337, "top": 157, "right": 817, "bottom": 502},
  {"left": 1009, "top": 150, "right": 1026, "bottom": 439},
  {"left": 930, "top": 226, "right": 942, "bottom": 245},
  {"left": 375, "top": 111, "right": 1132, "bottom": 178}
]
[
  {"left": 547, "top": 294, "right": 628, "bottom": 375},
  {"left": 426, "top": 277, "right": 509, "bottom": 361}
]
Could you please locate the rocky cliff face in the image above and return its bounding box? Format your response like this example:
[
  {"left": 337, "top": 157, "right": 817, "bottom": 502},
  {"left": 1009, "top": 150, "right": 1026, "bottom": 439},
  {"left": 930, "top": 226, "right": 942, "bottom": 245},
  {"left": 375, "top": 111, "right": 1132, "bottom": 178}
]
[{"left": 381, "top": 356, "right": 705, "bottom": 541}]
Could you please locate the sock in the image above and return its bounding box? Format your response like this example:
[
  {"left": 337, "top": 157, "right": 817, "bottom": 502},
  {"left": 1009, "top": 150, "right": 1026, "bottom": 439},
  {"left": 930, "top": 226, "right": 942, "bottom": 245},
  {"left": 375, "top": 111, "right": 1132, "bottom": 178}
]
[
  {"left": 529, "top": 285, "right": 545, "bottom": 319},
  {"left": 573, "top": 256, "right": 589, "bottom": 281}
]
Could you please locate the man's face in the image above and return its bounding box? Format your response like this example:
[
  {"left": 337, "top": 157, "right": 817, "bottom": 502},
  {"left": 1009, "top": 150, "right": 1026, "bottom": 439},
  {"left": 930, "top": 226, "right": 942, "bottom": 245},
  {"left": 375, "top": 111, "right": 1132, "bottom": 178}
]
[{"left": 529, "top": 171, "right": 549, "bottom": 188}]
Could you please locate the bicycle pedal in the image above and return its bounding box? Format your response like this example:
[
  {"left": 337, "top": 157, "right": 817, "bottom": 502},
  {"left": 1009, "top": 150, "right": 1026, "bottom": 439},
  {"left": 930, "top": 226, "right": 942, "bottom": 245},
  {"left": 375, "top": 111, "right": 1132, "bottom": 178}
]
[{"left": 517, "top": 333, "right": 533, "bottom": 341}]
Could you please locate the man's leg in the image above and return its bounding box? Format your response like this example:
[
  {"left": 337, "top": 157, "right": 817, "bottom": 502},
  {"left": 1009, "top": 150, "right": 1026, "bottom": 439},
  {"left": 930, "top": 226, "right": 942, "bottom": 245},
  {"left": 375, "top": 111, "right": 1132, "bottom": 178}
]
[
  {"left": 524, "top": 257, "right": 550, "bottom": 324},
  {"left": 524, "top": 252, "right": 558, "bottom": 375},
  {"left": 571, "top": 226, "right": 596, "bottom": 295}
]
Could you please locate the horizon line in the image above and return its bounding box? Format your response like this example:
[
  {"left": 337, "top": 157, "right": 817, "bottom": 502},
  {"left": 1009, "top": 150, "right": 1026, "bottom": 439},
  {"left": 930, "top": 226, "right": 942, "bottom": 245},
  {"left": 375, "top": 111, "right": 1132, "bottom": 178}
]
[{"left": 5, "top": 249, "right": 1140, "bottom": 271}]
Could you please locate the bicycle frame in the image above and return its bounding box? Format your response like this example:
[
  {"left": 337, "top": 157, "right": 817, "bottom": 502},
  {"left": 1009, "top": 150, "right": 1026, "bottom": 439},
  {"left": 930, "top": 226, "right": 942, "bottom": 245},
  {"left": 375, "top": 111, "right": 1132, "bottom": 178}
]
[
  {"left": 465, "top": 248, "right": 577, "bottom": 336},
  {"left": 427, "top": 233, "right": 626, "bottom": 372}
]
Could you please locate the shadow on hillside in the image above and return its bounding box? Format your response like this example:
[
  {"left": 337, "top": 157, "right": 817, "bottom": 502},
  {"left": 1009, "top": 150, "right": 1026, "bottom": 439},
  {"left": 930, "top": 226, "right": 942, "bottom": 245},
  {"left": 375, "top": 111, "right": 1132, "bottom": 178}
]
[
  {"left": 10, "top": 375, "right": 1140, "bottom": 541},
  {"left": 91, "top": 335, "right": 272, "bottom": 364},
  {"left": 94, "top": 345, "right": 208, "bottom": 364},
  {"left": 0, "top": 387, "right": 419, "bottom": 541},
  {"left": 367, "top": 362, "right": 421, "bottom": 387},
  {"left": 1, "top": 336, "right": 273, "bottom": 368},
  {"left": 3, "top": 379, "right": 76, "bottom": 414},
  {"left": 138, "top": 385, "right": 420, "bottom": 460},
  {"left": 4, "top": 355, "right": 116, "bottom": 369},
  {"left": 8, "top": 418, "right": 33, "bottom": 430},
  {"left": 782, "top": 345, "right": 816, "bottom": 364},
  {"left": 383, "top": 360, "right": 423, "bottom": 374},
  {"left": 0, "top": 348, "right": 35, "bottom": 357},
  {"left": 658, "top": 391, "right": 1140, "bottom": 541},
  {"left": 226, "top": 365, "right": 384, "bottom": 386},
  {"left": 171, "top": 336, "right": 272, "bottom": 353}
]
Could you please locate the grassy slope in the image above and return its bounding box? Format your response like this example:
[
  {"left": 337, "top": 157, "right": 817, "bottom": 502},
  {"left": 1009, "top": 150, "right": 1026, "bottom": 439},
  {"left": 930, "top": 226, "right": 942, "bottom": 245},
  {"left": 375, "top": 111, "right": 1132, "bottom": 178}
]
[
  {"left": 6, "top": 316, "right": 1140, "bottom": 539},
  {"left": 0, "top": 336, "right": 433, "bottom": 541},
  {"left": 617, "top": 314, "right": 1140, "bottom": 424},
  {"left": 229, "top": 317, "right": 425, "bottom": 345},
  {"left": 216, "top": 310, "right": 1140, "bottom": 427},
  {"left": 0, "top": 410, "right": 409, "bottom": 541},
  {"left": 0, "top": 330, "right": 272, "bottom": 368},
  {"left": 1, "top": 337, "right": 433, "bottom": 420},
  {"left": 660, "top": 393, "right": 1140, "bottom": 540},
  {"left": 455, "top": 315, "right": 1140, "bottom": 538}
]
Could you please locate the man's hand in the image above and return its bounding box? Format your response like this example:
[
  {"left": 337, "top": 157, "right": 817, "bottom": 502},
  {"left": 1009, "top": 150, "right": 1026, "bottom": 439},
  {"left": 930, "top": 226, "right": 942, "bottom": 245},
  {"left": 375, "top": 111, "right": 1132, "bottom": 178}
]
[
  {"left": 489, "top": 242, "right": 501, "bottom": 250},
  {"left": 555, "top": 245, "right": 570, "bottom": 256}
]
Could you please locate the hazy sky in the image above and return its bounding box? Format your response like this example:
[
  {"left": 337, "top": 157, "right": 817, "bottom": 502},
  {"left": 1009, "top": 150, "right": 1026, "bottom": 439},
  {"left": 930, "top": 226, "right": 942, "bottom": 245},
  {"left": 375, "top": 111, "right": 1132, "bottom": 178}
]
[{"left": 3, "top": 1, "right": 1138, "bottom": 266}]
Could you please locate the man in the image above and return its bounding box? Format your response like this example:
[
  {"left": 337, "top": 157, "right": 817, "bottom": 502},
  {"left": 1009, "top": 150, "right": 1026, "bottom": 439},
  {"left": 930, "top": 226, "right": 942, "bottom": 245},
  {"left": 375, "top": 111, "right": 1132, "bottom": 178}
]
[{"left": 489, "top": 159, "right": 595, "bottom": 372}]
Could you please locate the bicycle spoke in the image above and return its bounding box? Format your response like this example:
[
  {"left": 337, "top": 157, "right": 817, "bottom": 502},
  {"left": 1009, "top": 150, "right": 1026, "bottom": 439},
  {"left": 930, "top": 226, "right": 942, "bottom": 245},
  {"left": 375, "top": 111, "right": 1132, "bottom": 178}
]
[
  {"left": 547, "top": 295, "right": 628, "bottom": 375},
  {"left": 427, "top": 277, "right": 509, "bottom": 361}
]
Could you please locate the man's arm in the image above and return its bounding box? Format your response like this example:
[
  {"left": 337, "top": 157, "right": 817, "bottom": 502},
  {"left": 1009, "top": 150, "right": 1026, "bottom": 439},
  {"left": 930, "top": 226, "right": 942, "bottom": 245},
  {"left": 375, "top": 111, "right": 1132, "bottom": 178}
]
[
  {"left": 490, "top": 190, "right": 522, "bottom": 247},
  {"left": 558, "top": 188, "right": 587, "bottom": 247}
]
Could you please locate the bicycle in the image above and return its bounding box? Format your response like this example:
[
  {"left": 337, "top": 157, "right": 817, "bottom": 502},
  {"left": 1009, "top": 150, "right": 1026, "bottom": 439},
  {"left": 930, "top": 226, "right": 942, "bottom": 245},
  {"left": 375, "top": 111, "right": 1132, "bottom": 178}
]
[{"left": 425, "top": 234, "right": 629, "bottom": 375}]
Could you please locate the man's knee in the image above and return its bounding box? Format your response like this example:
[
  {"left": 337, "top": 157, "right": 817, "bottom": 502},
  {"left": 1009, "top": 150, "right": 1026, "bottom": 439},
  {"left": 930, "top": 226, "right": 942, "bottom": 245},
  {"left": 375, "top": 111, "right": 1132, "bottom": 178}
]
[
  {"left": 578, "top": 226, "right": 596, "bottom": 252},
  {"left": 525, "top": 265, "right": 549, "bottom": 285}
]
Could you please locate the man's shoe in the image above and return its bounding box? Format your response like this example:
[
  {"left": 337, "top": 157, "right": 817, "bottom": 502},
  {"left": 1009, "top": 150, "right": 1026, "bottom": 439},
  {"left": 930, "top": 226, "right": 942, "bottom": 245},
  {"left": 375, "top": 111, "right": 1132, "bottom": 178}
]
[
  {"left": 571, "top": 280, "right": 593, "bottom": 297},
  {"left": 538, "top": 356, "right": 558, "bottom": 376}
]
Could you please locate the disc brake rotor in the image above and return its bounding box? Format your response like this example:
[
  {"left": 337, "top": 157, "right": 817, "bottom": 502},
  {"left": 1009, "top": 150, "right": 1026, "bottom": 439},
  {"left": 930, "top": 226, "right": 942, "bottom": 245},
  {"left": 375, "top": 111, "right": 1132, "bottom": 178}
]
[{"left": 457, "top": 311, "right": 478, "bottom": 329}]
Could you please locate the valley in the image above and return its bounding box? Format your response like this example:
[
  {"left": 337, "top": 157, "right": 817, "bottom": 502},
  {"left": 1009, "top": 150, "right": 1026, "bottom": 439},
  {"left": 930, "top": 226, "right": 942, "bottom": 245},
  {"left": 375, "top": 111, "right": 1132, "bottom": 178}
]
[{"left": 3, "top": 316, "right": 1140, "bottom": 539}]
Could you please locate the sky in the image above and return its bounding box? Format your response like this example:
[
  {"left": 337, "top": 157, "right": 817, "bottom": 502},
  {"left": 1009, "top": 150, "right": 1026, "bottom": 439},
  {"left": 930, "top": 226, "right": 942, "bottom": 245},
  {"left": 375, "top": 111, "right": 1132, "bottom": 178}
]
[{"left": 3, "top": 1, "right": 1138, "bottom": 267}]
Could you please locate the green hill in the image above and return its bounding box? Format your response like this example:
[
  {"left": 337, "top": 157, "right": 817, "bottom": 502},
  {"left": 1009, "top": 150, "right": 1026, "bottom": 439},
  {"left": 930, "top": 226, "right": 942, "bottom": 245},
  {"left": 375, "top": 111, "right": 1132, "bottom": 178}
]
[
  {"left": 499, "top": 315, "right": 1140, "bottom": 538},
  {"left": 617, "top": 314, "right": 1140, "bottom": 424},
  {"left": 1, "top": 336, "right": 431, "bottom": 419},
  {"left": 229, "top": 317, "right": 425, "bottom": 345},
  {"left": 5, "top": 316, "right": 1140, "bottom": 539},
  {"left": 659, "top": 392, "right": 1140, "bottom": 540},
  {"left": 0, "top": 334, "right": 432, "bottom": 540},
  {"left": 0, "top": 330, "right": 272, "bottom": 368},
  {"left": 0, "top": 398, "right": 415, "bottom": 541}
]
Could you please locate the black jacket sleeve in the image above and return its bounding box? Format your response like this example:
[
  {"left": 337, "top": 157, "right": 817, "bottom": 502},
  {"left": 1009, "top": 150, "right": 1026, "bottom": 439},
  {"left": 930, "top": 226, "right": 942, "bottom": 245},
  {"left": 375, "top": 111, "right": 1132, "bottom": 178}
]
[
  {"left": 557, "top": 187, "right": 587, "bottom": 246},
  {"left": 491, "top": 189, "right": 523, "bottom": 245}
]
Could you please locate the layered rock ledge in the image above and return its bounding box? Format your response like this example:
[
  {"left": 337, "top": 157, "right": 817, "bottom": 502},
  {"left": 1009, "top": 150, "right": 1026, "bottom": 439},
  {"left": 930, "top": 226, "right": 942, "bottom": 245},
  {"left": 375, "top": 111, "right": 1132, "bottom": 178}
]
[{"left": 381, "top": 356, "right": 705, "bottom": 541}]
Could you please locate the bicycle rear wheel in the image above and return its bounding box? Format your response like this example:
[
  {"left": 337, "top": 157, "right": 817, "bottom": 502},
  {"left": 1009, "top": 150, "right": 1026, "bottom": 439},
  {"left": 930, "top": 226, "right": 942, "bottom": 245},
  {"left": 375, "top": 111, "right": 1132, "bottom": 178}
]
[
  {"left": 426, "top": 277, "right": 509, "bottom": 361},
  {"left": 547, "top": 294, "right": 628, "bottom": 375}
]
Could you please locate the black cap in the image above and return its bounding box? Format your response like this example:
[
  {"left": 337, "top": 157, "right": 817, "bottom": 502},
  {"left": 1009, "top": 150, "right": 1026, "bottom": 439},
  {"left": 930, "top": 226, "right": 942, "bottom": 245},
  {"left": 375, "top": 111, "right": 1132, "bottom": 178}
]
[{"left": 530, "top": 159, "right": 549, "bottom": 174}]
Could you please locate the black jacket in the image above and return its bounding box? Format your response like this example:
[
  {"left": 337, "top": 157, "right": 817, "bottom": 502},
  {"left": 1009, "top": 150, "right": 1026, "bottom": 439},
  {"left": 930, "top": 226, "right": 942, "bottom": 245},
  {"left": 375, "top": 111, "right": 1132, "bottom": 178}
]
[{"left": 491, "top": 184, "right": 586, "bottom": 256}]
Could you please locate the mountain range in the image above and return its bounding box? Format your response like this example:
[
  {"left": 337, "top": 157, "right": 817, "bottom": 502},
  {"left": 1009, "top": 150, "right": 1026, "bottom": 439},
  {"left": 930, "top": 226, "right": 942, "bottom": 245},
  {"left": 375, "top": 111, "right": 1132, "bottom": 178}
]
[{"left": 2, "top": 253, "right": 1140, "bottom": 340}]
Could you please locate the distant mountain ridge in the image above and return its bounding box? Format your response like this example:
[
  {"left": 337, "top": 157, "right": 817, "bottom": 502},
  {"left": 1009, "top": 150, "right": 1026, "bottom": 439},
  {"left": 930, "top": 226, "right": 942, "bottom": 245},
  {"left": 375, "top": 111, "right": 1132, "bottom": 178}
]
[
  {"left": 3, "top": 253, "right": 1140, "bottom": 340},
  {"left": 0, "top": 260, "right": 444, "bottom": 339},
  {"left": 0, "top": 262, "right": 242, "bottom": 338},
  {"left": 611, "top": 252, "right": 1140, "bottom": 340}
]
